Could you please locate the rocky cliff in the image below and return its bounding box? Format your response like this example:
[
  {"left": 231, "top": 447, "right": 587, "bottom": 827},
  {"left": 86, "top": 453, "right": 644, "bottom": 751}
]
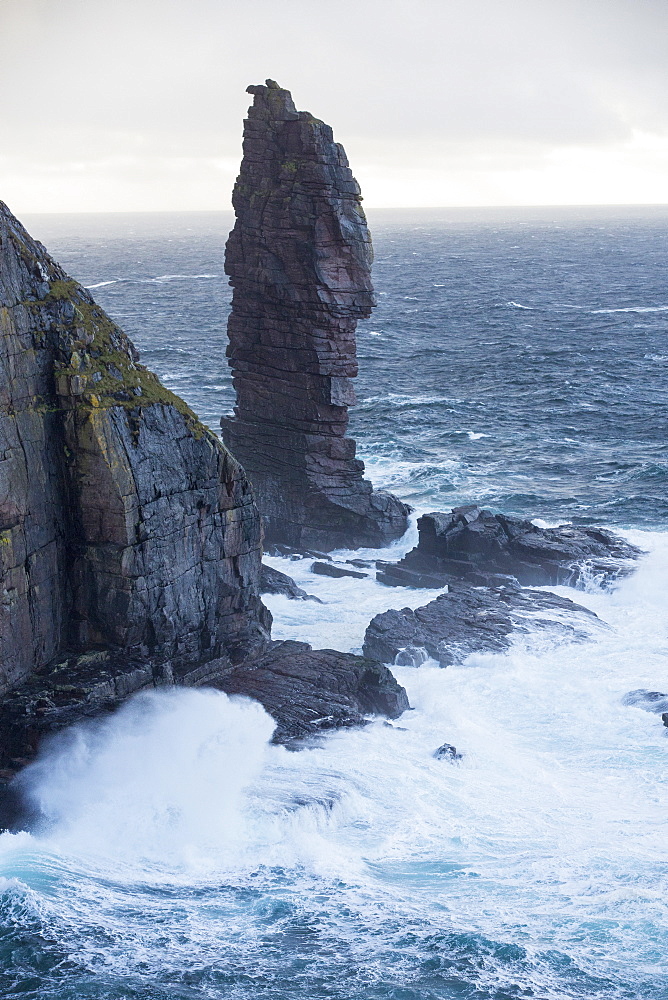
[
  {"left": 221, "top": 80, "right": 410, "bottom": 551},
  {"left": 0, "top": 201, "right": 410, "bottom": 799},
  {"left": 0, "top": 200, "right": 269, "bottom": 697}
]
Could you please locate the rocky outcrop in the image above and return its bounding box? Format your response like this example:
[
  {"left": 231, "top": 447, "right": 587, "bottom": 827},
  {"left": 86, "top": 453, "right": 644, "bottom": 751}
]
[
  {"left": 0, "top": 199, "right": 269, "bottom": 697},
  {"left": 363, "top": 580, "right": 604, "bottom": 666},
  {"left": 433, "top": 743, "right": 462, "bottom": 761},
  {"left": 221, "top": 80, "right": 410, "bottom": 551},
  {"left": 377, "top": 506, "right": 641, "bottom": 590},
  {"left": 0, "top": 201, "right": 413, "bottom": 824},
  {"left": 215, "top": 640, "right": 409, "bottom": 744},
  {"left": 623, "top": 689, "right": 668, "bottom": 714},
  {"left": 0, "top": 638, "right": 408, "bottom": 779},
  {"left": 260, "top": 563, "right": 321, "bottom": 602}
]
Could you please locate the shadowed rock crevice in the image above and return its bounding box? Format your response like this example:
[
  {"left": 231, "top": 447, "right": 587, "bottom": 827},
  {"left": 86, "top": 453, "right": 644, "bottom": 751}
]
[{"left": 221, "top": 80, "right": 410, "bottom": 551}]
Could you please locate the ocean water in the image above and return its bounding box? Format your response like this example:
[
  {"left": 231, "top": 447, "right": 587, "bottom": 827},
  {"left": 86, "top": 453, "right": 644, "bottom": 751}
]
[{"left": 2, "top": 206, "right": 667, "bottom": 999}]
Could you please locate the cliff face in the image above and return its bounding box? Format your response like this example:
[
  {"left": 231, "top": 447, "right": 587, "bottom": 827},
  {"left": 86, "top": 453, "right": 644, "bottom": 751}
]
[
  {"left": 0, "top": 201, "right": 269, "bottom": 696},
  {"left": 221, "top": 80, "right": 410, "bottom": 551}
]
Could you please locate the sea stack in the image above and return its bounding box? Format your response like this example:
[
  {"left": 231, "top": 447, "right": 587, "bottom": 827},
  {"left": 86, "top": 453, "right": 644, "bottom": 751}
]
[{"left": 221, "top": 80, "right": 410, "bottom": 552}]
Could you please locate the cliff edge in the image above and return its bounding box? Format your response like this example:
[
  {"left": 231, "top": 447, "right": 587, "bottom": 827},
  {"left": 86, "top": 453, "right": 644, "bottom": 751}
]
[
  {"left": 0, "top": 201, "right": 410, "bottom": 798},
  {"left": 0, "top": 200, "right": 269, "bottom": 698}
]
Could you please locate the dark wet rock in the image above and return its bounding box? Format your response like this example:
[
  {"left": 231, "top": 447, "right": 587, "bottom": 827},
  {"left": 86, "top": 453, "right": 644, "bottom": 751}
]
[
  {"left": 377, "top": 506, "right": 641, "bottom": 590},
  {"left": 214, "top": 640, "right": 410, "bottom": 745},
  {"left": 0, "top": 200, "right": 270, "bottom": 701},
  {"left": 220, "top": 80, "right": 410, "bottom": 552},
  {"left": 347, "top": 559, "right": 373, "bottom": 568},
  {"left": 363, "top": 580, "right": 603, "bottom": 666},
  {"left": 311, "top": 561, "right": 367, "bottom": 580},
  {"left": 265, "top": 543, "right": 333, "bottom": 561},
  {"left": 260, "top": 563, "right": 322, "bottom": 602},
  {"left": 433, "top": 743, "right": 462, "bottom": 761},
  {"left": 662, "top": 714, "right": 668, "bottom": 729},
  {"left": 0, "top": 647, "right": 233, "bottom": 781},
  {"left": 622, "top": 690, "right": 668, "bottom": 714}
]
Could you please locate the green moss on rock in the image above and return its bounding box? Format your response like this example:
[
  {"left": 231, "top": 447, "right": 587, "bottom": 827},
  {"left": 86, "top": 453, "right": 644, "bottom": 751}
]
[{"left": 47, "top": 279, "right": 209, "bottom": 439}]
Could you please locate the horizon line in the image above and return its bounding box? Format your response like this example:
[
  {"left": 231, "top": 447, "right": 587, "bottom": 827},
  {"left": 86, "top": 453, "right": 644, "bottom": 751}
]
[{"left": 18, "top": 201, "right": 668, "bottom": 216}]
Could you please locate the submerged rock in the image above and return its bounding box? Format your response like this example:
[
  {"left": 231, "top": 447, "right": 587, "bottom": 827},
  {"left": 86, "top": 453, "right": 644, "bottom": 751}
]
[
  {"left": 622, "top": 689, "right": 668, "bottom": 714},
  {"left": 260, "top": 563, "right": 321, "bottom": 602},
  {"left": 221, "top": 80, "right": 410, "bottom": 552},
  {"left": 433, "top": 743, "right": 463, "bottom": 761},
  {"left": 377, "top": 506, "right": 641, "bottom": 590},
  {"left": 363, "top": 580, "right": 603, "bottom": 666},
  {"left": 214, "top": 640, "right": 410, "bottom": 745},
  {"left": 311, "top": 561, "right": 368, "bottom": 580}
]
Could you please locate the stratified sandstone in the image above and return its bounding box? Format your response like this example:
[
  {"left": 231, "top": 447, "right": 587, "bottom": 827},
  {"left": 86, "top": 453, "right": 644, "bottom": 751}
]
[
  {"left": 221, "top": 80, "right": 410, "bottom": 551},
  {"left": 0, "top": 199, "right": 269, "bottom": 697}
]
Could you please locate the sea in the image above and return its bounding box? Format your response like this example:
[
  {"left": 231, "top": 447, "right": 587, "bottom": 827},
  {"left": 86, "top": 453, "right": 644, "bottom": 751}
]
[{"left": 1, "top": 206, "right": 667, "bottom": 999}]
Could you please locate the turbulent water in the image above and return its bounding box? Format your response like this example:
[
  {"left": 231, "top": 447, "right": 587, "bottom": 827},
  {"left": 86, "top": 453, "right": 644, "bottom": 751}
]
[{"left": 2, "top": 207, "right": 667, "bottom": 999}]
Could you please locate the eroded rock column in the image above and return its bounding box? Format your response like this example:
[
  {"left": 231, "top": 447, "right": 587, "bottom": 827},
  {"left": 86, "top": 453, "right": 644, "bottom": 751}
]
[{"left": 221, "top": 80, "right": 409, "bottom": 551}]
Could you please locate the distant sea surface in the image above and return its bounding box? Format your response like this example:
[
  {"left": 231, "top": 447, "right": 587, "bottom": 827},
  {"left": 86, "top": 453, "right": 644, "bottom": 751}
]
[{"left": 1, "top": 206, "right": 667, "bottom": 1000}]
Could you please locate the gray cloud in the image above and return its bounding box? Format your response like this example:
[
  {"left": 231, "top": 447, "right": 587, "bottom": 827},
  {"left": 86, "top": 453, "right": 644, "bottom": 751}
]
[{"left": 1, "top": 0, "right": 667, "bottom": 210}]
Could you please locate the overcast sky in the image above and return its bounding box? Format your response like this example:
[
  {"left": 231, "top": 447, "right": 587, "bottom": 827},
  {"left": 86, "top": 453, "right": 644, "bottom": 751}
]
[{"left": 1, "top": 0, "right": 667, "bottom": 212}]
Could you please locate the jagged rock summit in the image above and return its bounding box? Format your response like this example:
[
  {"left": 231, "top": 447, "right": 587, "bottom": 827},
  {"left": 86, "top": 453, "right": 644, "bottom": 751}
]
[{"left": 221, "top": 80, "right": 410, "bottom": 552}]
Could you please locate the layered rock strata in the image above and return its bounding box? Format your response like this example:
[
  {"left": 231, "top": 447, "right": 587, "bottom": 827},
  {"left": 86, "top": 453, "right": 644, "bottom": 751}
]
[
  {"left": 0, "top": 200, "right": 269, "bottom": 699},
  {"left": 221, "top": 80, "right": 410, "bottom": 551},
  {"left": 364, "top": 580, "right": 604, "bottom": 667},
  {"left": 377, "top": 506, "right": 641, "bottom": 590}
]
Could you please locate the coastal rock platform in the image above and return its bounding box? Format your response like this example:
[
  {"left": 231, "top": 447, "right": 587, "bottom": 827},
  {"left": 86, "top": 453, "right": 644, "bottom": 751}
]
[
  {"left": 377, "top": 506, "right": 641, "bottom": 590},
  {"left": 364, "top": 580, "right": 604, "bottom": 667}
]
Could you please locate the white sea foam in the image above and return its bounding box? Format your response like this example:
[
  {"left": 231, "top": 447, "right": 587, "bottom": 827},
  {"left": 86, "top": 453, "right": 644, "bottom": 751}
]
[
  {"left": 16, "top": 689, "right": 275, "bottom": 868},
  {"left": 1, "top": 534, "right": 666, "bottom": 995},
  {"left": 591, "top": 305, "right": 668, "bottom": 314},
  {"left": 84, "top": 274, "right": 219, "bottom": 290}
]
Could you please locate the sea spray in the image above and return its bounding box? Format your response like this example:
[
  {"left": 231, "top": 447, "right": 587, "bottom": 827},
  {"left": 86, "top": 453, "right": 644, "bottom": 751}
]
[{"left": 14, "top": 690, "right": 276, "bottom": 867}]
